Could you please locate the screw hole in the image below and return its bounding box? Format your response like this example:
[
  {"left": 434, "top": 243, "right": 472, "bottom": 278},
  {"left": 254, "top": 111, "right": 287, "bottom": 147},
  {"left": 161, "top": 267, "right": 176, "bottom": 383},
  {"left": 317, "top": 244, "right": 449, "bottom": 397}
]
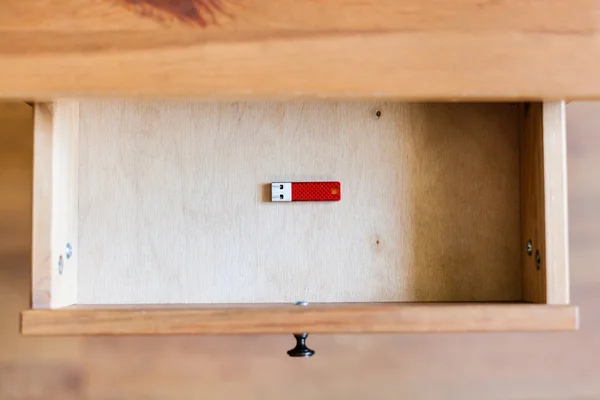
[
  {"left": 65, "top": 242, "right": 73, "bottom": 260},
  {"left": 280, "top": 194, "right": 284, "bottom": 199},
  {"left": 375, "top": 110, "right": 381, "bottom": 118},
  {"left": 280, "top": 184, "right": 284, "bottom": 189},
  {"left": 536, "top": 250, "right": 541, "bottom": 270},
  {"left": 526, "top": 240, "right": 532, "bottom": 256}
]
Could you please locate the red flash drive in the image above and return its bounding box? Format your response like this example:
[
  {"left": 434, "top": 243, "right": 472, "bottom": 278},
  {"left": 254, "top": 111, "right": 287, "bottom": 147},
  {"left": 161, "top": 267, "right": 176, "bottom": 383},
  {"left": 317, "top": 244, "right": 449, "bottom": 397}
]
[{"left": 271, "top": 182, "right": 341, "bottom": 202}]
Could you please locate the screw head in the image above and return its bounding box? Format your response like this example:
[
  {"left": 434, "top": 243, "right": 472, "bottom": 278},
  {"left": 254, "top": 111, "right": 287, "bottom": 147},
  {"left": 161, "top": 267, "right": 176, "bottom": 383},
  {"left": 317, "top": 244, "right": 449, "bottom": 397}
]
[
  {"left": 536, "top": 250, "right": 541, "bottom": 270},
  {"left": 58, "top": 255, "right": 64, "bottom": 275},
  {"left": 526, "top": 240, "right": 533, "bottom": 256},
  {"left": 65, "top": 242, "right": 73, "bottom": 260}
]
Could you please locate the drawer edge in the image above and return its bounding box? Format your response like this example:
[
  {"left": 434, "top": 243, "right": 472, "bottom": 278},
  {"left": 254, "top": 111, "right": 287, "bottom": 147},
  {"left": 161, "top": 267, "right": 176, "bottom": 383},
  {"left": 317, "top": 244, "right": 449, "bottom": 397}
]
[{"left": 21, "top": 303, "right": 578, "bottom": 336}]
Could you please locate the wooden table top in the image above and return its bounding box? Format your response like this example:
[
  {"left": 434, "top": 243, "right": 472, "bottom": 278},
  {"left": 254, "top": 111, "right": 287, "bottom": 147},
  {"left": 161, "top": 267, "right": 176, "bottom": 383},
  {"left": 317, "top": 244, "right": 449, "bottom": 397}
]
[{"left": 2, "top": 0, "right": 600, "bottom": 100}]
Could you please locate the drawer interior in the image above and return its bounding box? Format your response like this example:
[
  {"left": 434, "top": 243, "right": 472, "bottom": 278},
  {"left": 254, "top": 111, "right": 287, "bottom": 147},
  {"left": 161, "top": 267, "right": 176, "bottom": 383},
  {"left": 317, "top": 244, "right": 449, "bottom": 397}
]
[
  {"left": 21, "top": 100, "right": 575, "bottom": 334},
  {"left": 74, "top": 101, "right": 522, "bottom": 304}
]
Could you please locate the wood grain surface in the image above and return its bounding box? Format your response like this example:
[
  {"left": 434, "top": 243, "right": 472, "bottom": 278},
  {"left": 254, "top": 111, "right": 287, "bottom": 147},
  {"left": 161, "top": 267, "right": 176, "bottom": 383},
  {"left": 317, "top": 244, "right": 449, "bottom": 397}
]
[
  {"left": 32, "top": 102, "right": 79, "bottom": 309},
  {"left": 2, "top": 1, "right": 600, "bottom": 99},
  {"left": 542, "top": 102, "right": 570, "bottom": 304},
  {"left": 76, "top": 101, "right": 520, "bottom": 304},
  {"left": 2, "top": 101, "right": 600, "bottom": 398},
  {"left": 521, "top": 102, "right": 570, "bottom": 304},
  {"left": 21, "top": 303, "right": 578, "bottom": 335}
]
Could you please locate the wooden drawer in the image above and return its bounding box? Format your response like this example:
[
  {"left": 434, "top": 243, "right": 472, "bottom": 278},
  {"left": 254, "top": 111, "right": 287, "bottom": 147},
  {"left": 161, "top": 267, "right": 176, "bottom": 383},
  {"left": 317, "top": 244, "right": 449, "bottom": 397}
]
[{"left": 21, "top": 100, "right": 576, "bottom": 338}]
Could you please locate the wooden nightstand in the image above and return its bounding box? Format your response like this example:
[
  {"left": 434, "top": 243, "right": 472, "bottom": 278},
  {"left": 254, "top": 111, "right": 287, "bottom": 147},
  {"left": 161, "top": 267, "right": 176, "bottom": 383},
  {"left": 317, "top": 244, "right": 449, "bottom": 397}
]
[{"left": 10, "top": 1, "right": 582, "bottom": 355}]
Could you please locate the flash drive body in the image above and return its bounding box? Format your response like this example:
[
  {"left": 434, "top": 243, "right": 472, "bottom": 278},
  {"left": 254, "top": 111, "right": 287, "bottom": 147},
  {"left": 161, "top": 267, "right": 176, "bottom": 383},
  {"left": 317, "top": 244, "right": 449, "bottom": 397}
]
[{"left": 271, "top": 182, "right": 341, "bottom": 202}]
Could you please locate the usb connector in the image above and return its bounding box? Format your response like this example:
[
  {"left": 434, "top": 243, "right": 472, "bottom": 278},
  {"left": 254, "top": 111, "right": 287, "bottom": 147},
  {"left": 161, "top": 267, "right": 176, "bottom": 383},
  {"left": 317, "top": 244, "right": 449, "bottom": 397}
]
[{"left": 271, "top": 182, "right": 292, "bottom": 202}]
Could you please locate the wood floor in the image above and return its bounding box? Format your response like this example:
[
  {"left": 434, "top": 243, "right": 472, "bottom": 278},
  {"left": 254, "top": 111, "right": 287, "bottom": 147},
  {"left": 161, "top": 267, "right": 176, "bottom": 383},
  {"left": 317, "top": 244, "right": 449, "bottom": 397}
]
[{"left": 1, "top": 102, "right": 599, "bottom": 399}]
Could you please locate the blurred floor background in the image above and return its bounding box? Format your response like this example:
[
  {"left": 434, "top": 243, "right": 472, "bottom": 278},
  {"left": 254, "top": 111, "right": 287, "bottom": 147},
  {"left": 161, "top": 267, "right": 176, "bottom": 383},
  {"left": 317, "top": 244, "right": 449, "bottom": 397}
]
[{"left": 0, "top": 102, "right": 598, "bottom": 399}]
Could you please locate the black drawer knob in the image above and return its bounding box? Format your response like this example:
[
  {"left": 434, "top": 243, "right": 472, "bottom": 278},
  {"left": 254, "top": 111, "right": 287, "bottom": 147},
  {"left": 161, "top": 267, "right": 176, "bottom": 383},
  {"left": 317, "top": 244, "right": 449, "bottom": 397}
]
[{"left": 287, "top": 333, "right": 315, "bottom": 357}]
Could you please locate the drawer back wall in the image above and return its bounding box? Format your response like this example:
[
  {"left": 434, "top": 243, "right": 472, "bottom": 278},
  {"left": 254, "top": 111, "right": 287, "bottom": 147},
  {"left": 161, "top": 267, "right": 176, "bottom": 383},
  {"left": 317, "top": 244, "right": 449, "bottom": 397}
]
[{"left": 76, "top": 101, "right": 521, "bottom": 304}]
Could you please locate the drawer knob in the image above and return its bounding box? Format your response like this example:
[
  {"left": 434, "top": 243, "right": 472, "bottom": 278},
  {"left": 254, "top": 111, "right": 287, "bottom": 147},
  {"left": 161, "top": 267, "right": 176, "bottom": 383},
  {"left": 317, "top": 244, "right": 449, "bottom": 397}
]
[{"left": 287, "top": 333, "right": 315, "bottom": 357}]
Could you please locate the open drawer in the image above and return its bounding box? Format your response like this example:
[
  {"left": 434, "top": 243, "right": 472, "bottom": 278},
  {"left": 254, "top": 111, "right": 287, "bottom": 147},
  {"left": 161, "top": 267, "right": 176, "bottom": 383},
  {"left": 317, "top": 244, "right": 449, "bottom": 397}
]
[{"left": 21, "top": 101, "right": 576, "bottom": 337}]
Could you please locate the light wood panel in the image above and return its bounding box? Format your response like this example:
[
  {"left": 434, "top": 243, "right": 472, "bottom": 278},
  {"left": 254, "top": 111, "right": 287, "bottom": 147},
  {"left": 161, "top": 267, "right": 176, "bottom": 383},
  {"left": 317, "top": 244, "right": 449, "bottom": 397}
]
[
  {"left": 77, "top": 101, "right": 521, "bottom": 304},
  {"left": 1, "top": 1, "right": 600, "bottom": 99},
  {"left": 32, "top": 102, "right": 79, "bottom": 308},
  {"left": 20, "top": 304, "right": 578, "bottom": 335},
  {"left": 542, "top": 102, "right": 570, "bottom": 304},
  {"left": 521, "top": 102, "right": 569, "bottom": 304}
]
